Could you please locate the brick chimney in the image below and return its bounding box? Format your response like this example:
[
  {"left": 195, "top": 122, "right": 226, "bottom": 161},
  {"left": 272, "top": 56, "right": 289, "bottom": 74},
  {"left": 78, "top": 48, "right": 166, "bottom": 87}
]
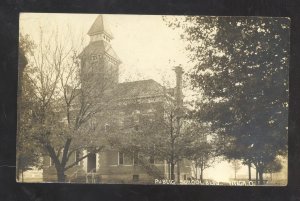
[{"left": 174, "top": 65, "right": 184, "bottom": 108}]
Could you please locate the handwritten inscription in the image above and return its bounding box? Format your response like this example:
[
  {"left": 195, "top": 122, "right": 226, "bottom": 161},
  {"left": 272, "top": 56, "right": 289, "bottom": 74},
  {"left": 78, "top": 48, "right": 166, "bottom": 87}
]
[{"left": 154, "top": 179, "right": 256, "bottom": 186}]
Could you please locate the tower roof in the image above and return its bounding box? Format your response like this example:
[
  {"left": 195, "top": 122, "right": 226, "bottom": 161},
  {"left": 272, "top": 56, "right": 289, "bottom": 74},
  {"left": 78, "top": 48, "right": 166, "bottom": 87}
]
[
  {"left": 79, "top": 40, "right": 121, "bottom": 62},
  {"left": 88, "top": 15, "right": 114, "bottom": 39}
]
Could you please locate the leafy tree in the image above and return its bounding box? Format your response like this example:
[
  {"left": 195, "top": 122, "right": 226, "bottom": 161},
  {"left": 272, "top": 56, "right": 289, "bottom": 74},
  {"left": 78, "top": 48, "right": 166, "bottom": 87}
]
[
  {"left": 166, "top": 16, "right": 289, "bottom": 184},
  {"left": 231, "top": 159, "right": 242, "bottom": 180},
  {"left": 104, "top": 79, "right": 192, "bottom": 183},
  {"left": 184, "top": 121, "right": 216, "bottom": 182},
  {"left": 264, "top": 158, "right": 283, "bottom": 181},
  {"left": 155, "top": 101, "right": 191, "bottom": 182},
  {"left": 17, "top": 34, "right": 41, "bottom": 181},
  {"left": 265, "top": 158, "right": 283, "bottom": 174},
  {"left": 18, "top": 28, "right": 115, "bottom": 182}
]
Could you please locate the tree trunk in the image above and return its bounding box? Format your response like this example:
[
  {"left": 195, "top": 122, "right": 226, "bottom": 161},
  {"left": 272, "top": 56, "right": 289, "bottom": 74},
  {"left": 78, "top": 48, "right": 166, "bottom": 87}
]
[
  {"left": 177, "top": 161, "right": 180, "bottom": 183},
  {"left": 16, "top": 160, "right": 20, "bottom": 181},
  {"left": 200, "top": 167, "right": 203, "bottom": 183},
  {"left": 170, "top": 162, "right": 175, "bottom": 180},
  {"left": 248, "top": 162, "right": 251, "bottom": 181},
  {"left": 57, "top": 168, "right": 66, "bottom": 182},
  {"left": 21, "top": 169, "right": 24, "bottom": 182},
  {"left": 168, "top": 163, "right": 171, "bottom": 179},
  {"left": 258, "top": 170, "right": 264, "bottom": 185},
  {"left": 45, "top": 144, "right": 67, "bottom": 182},
  {"left": 255, "top": 168, "right": 258, "bottom": 185}
]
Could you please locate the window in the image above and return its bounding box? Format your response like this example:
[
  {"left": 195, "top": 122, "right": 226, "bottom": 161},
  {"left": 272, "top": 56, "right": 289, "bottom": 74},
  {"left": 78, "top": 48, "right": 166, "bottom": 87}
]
[
  {"left": 105, "top": 124, "right": 110, "bottom": 132},
  {"left": 75, "top": 151, "right": 80, "bottom": 165},
  {"left": 132, "top": 110, "right": 140, "bottom": 123},
  {"left": 49, "top": 157, "right": 53, "bottom": 166},
  {"left": 146, "top": 109, "right": 155, "bottom": 122},
  {"left": 90, "top": 35, "right": 96, "bottom": 42},
  {"left": 118, "top": 112, "right": 125, "bottom": 127},
  {"left": 200, "top": 133, "right": 207, "bottom": 142},
  {"left": 149, "top": 155, "right": 155, "bottom": 164},
  {"left": 89, "top": 117, "right": 97, "bottom": 131},
  {"left": 147, "top": 109, "right": 154, "bottom": 113},
  {"left": 134, "top": 125, "right": 139, "bottom": 131},
  {"left": 91, "top": 55, "right": 97, "bottom": 61},
  {"left": 133, "top": 152, "right": 139, "bottom": 165},
  {"left": 132, "top": 175, "right": 139, "bottom": 182},
  {"left": 118, "top": 152, "right": 124, "bottom": 165}
]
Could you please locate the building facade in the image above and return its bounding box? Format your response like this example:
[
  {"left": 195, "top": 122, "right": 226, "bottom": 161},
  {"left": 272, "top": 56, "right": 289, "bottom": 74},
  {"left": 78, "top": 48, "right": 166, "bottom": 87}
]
[{"left": 43, "top": 15, "right": 191, "bottom": 184}]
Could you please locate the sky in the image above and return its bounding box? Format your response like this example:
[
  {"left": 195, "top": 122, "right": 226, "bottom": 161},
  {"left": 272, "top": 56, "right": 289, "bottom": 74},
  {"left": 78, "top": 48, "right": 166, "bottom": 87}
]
[{"left": 20, "top": 13, "right": 191, "bottom": 88}]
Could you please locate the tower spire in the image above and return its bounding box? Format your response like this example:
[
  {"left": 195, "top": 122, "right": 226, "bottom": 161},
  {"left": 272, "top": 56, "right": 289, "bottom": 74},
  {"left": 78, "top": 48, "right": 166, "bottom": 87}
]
[{"left": 88, "top": 15, "right": 114, "bottom": 43}]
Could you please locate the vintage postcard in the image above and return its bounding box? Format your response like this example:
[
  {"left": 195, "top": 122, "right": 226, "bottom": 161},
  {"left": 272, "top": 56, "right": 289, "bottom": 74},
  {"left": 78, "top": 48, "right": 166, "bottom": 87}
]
[{"left": 17, "top": 13, "right": 289, "bottom": 185}]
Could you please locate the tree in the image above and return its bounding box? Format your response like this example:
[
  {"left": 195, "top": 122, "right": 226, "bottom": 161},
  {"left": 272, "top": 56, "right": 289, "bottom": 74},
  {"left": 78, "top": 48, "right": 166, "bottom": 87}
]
[
  {"left": 18, "top": 27, "right": 115, "bottom": 182},
  {"left": 166, "top": 16, "right": 289, "bottom": 184},
  {"left": 104, "top": 76, "right": 192, "bottom": 183},
  {"left": 155, "top": 100, "right": 188, "bottom": 182},
  {"left": 264, "top": 158, "right": 283, "bottom": 181},
  {"left": 231, "top": 160, "right": 242, "bottom": 180},
  {"left": 17, "top": 34, "right": 41, "bottom": 181},
  {"left": 184, "top": 121, "right": 216, "bottom": 182}
]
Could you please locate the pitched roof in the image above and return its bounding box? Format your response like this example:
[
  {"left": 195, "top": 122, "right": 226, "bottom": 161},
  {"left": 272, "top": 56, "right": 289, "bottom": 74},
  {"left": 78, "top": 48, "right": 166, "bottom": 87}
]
[
  {"left": 88, "top": 15, "right": 114, "bottom": 39},
  {"left": 79, "top": 40, "right": 121, "bottom": 62},
  {"left": 115, "top": 79, "right": 166, "bottom": 100}
]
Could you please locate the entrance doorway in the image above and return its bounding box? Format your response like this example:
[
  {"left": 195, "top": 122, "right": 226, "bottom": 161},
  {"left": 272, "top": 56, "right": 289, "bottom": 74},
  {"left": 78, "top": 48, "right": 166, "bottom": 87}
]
[{"left": 87, "top": 153, "right": 96, "bottom": 173}]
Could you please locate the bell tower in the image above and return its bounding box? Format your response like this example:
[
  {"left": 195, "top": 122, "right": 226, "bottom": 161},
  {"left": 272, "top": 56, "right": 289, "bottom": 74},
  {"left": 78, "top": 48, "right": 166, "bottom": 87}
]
[{"left": 79, "top": 15, "right": 121, "bottom": 92}]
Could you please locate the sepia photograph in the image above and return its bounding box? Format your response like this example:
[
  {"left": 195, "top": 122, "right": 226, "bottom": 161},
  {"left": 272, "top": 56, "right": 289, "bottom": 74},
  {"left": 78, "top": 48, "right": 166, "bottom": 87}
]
[{"left": 17, "top": 13, "right": 289, "bottom": 186}]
